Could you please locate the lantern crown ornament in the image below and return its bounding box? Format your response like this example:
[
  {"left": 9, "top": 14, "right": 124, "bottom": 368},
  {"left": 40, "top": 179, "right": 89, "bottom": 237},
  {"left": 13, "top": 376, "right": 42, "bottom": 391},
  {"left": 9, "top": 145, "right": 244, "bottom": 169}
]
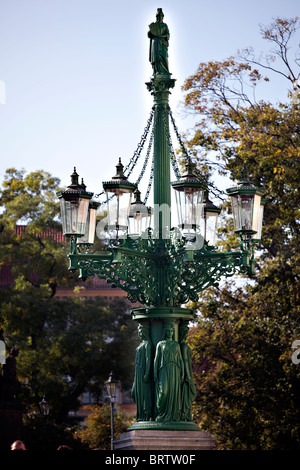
[
  {"left": 103, "top": 158, "right": 137, "bottom": 193},
  {"left": 171, "top": 161, "right": 205, "bottom": 192}
]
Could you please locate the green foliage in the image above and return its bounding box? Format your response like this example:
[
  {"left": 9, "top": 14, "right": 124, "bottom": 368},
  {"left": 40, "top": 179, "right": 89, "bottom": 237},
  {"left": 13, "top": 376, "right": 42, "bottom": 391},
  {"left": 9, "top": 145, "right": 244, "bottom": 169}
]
[
  {"left": 77, "top": 404, "right": 133, "bottom": 450},
  {"left": 0, "top": 168, "right": 61, "bottom": 230},
  {"left": 188, "top": 274, "right": 300, "bottom": 449},
  {"left": 182, "top": 17, "right": 300, "bottom": 449},
  {"left": 12, "top": 295, "right": 137, "bottom": 421},
  {"left": 0, "top": 168, "right": 138, "bottom": 423},
  {"left": 22, "top": 411, "right": 86, "bottom": 450},
  {"left": 0, "top": 168, "right": 74, "bottom": 297}
]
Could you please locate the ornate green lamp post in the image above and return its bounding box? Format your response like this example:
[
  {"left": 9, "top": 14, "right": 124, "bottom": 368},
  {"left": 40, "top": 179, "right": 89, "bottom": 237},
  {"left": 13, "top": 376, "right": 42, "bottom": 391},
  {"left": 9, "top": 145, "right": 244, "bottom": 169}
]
[{"left": 58, "top": 9, "right": 264, "bottom": 432}]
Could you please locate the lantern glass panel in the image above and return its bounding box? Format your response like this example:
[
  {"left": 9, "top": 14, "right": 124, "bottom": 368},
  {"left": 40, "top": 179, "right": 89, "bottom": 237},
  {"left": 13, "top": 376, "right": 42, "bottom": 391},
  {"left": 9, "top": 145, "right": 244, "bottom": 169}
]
[
  {"left": 106, "top": 381, "right": 117, "bottom": 400},
  {"left": 105, "top": 373, "right": 119, "bottom": 403},
  {"left": 106, "top": 189, "right": 133, "bottom": 236},
  {"left": 240, "top": 194, "right": 253, "bottom": 231},
  {"left": 128, "top": 205, "right": 151, "bottom": 238},
  {"left": 39, "top": 396, "right": 50, "bottom": 416},
  {"left": 231, "top": 195, "right": 240, "bottom": 232},
  {"left": 231, "top": 193, "right": 261, "bottom": 234},
  {"left": 175, "top": 188, "right": 204, "bottom": 228},
  {"left": 77, "top": 206, "right": 98, "bottom": 244},
  {"left": 252, "top": 201, "right": 264, "bottom": 240},
  {"left": 60, "top": 197, "right": 90, "bottom": 236},
  {"left": 252, "top": 194, "right": 261, "bottom": 233},
  {"left": 205, "top": 211, "right": 219, "bottom": 246}
]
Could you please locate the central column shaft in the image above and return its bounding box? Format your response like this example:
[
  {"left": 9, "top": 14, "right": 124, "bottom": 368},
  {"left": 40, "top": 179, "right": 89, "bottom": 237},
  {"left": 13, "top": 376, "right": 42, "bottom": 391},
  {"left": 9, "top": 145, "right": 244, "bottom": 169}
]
[
  {"left": 153, "top": 98, "right": 171, "bottom": 237},
  {"left": 147, "top": 76, "right": 175, "bottom": 238}
]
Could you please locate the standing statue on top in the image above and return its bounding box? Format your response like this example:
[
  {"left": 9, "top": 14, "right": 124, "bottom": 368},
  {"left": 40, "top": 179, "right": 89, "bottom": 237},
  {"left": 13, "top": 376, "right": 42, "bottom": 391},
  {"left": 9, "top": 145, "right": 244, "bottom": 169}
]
[{"left": 148, "top": 8, "right": 170, "bottom": 76}]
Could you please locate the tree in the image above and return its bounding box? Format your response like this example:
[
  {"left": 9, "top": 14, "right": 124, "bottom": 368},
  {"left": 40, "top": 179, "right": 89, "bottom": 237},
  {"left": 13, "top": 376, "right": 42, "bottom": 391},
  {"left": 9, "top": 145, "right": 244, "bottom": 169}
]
[
  {"left": 15, "top": 295, "right": 137, "bottom": 421},
  {"left": 77, "top": 404, "right": 133, "bottom": 450},
  {"left": 0, "top": 168, "right": 70, "bottom": 297},
  {"left": 181, "top": 18, "right": 300, "bottom": 449},
  {"left": 0, "top": 168, "right": 138, "bottom": 421},
  {"left": 21, "top": 410, "right": 87, "bottom": 450},
  {"left": 188, "top": 278, "right": 300, "bottom": 449}
]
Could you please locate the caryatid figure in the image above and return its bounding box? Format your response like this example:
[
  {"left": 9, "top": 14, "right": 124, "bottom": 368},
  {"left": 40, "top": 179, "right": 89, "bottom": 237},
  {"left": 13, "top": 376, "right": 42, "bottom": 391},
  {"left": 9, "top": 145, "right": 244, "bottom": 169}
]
[
  {"left": 154, "top": 321, "right": 184, "bottom": 422},
  {"left": 131, "top": 322, "right": 153, "bottom": 421},
  {"left": 179, "top": 322, "right": 196, "bottom": 421}
]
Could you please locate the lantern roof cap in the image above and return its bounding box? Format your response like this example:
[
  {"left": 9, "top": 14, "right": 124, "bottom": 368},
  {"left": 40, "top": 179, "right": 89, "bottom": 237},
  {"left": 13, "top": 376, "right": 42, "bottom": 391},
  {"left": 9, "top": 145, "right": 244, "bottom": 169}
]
[
  {"left": 57, "top": 167, "right": 93, "bottom": 200},
  {"left": 129, "top": 188, "right": 151, "bottom": 217},
  {"left": 171, "top": 161, "right": 205, "bottom": 190},
  {"left": 112, "top": 158, "right": 127, "bottom": 180},
  {"left": 226, "top": 165, "right": 264, "bottom": 196},
  {"left": 204, "top": 190, "right": 221, "bottom": 213},
  {"left": 103, "top": 158, "right": 136, "bottom": 192},
  {"left": 89, "top": 199, "right": 101, "bottom": 209}
]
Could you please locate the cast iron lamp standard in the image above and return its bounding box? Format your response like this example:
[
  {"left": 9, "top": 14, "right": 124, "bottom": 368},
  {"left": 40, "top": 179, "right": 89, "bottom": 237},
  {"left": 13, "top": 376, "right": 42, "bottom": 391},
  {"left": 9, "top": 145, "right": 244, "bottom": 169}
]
[
  {"left": 105, "top": 372, "right": 119, "bottom": 450},
  {"left": 57, "top": 9, "right": 264, "bottom": 431}
]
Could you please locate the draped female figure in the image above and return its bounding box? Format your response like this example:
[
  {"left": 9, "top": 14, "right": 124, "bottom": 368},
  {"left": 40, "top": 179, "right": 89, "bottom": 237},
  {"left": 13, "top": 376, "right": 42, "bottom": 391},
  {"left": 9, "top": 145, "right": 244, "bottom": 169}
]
[{"left": 154, "top": 322, "right": 184, "bottom": 422}]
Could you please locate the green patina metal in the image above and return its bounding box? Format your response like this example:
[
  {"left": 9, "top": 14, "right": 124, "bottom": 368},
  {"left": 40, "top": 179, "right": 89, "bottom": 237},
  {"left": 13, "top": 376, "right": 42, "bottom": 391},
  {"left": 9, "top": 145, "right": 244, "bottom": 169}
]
[
  {"left": 63, "top": 9, "right": 261, "bottom": 431},
  {"left": 70, "top": 234, "right": 244, "bottom": 308}
]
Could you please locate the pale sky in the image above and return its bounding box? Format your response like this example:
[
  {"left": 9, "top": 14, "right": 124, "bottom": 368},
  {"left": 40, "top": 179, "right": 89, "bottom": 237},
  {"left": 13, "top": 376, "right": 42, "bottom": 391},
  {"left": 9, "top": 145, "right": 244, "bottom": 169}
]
[{"left": 0, "top": 0, "right": 299, "bottom": 204}]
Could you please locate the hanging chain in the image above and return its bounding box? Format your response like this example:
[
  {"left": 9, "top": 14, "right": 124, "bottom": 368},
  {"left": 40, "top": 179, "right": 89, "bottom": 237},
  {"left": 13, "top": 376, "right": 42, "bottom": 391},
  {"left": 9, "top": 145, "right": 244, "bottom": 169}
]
[
  {"left": 136, "top": 120, "right": 154, "bottom": 187},
  {"left": 125, "top": 108, "right": 155, "bottom": 178},
  {"left": 162, "top": 108, "right": 181, "bottom": 179},
  {"left": 143, "top": 151, "right": 154, "bottom": 204},
  {"left": 169, "top": 108, "right": 228, "bottom": 200},
  {"left": 94, "top": 108, "right": 154, "bottom": 200},
  {"left": 169, "top": 108, "right": 192, "bottom": 165},
  {"left": 94, "top": 106, "right": 226, "bottom": 205}
]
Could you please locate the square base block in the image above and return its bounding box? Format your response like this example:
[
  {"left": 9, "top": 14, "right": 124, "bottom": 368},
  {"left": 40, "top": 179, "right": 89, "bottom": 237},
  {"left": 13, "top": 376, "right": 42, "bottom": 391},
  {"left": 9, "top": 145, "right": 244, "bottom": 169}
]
[{"left": 114, "top": 429, "right": 216, "bottom": 450}]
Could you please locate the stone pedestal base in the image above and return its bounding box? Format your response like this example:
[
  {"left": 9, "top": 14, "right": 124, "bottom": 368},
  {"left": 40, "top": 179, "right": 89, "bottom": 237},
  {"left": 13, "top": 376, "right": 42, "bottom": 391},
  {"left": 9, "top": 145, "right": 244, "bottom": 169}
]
[{"left": 114, "top": 429, "right": 216, "bottom": 450}]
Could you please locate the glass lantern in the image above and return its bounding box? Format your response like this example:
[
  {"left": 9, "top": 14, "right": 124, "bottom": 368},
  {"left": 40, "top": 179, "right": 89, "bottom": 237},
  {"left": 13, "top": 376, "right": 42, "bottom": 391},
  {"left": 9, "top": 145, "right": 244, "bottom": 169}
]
[
  {"left": 105, "top": 371, "right": 119, "bottom": 403},
  {"left": 39, "top": 395, "right": 50, "bottom": 416},
  {"left": 171, "top": 162, "right": 205, "bottom": 241},
  {"left": 128, "top": 188, "right": 152, "bottom": 238},
  {"left": 102, "top": 158, "right": 136, "bottom": 239},
  {"left": 203, "top": 190, "right": 221, "bottom": 246},
  {"left": 227, "top": 168, "right": 264, "bottom": 239},
  {"left": 77, "top": 200, "right": 100, "bottom": 245},
  {"left": 57, "top": 168, "right": 93, "bottom": 237}
]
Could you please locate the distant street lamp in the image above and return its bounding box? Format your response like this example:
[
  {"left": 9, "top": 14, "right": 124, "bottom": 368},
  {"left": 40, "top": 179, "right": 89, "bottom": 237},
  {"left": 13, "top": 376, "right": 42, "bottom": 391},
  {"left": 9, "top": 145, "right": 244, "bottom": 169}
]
[
  {"left": 105, "top": 372, "right": 118, "bottom": 450},
  {"left": 58, "top": 9, "right": 264, "bottom": 432},
  {"left": 39, "top": 395, "right": 50, "bottom": 417}
]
